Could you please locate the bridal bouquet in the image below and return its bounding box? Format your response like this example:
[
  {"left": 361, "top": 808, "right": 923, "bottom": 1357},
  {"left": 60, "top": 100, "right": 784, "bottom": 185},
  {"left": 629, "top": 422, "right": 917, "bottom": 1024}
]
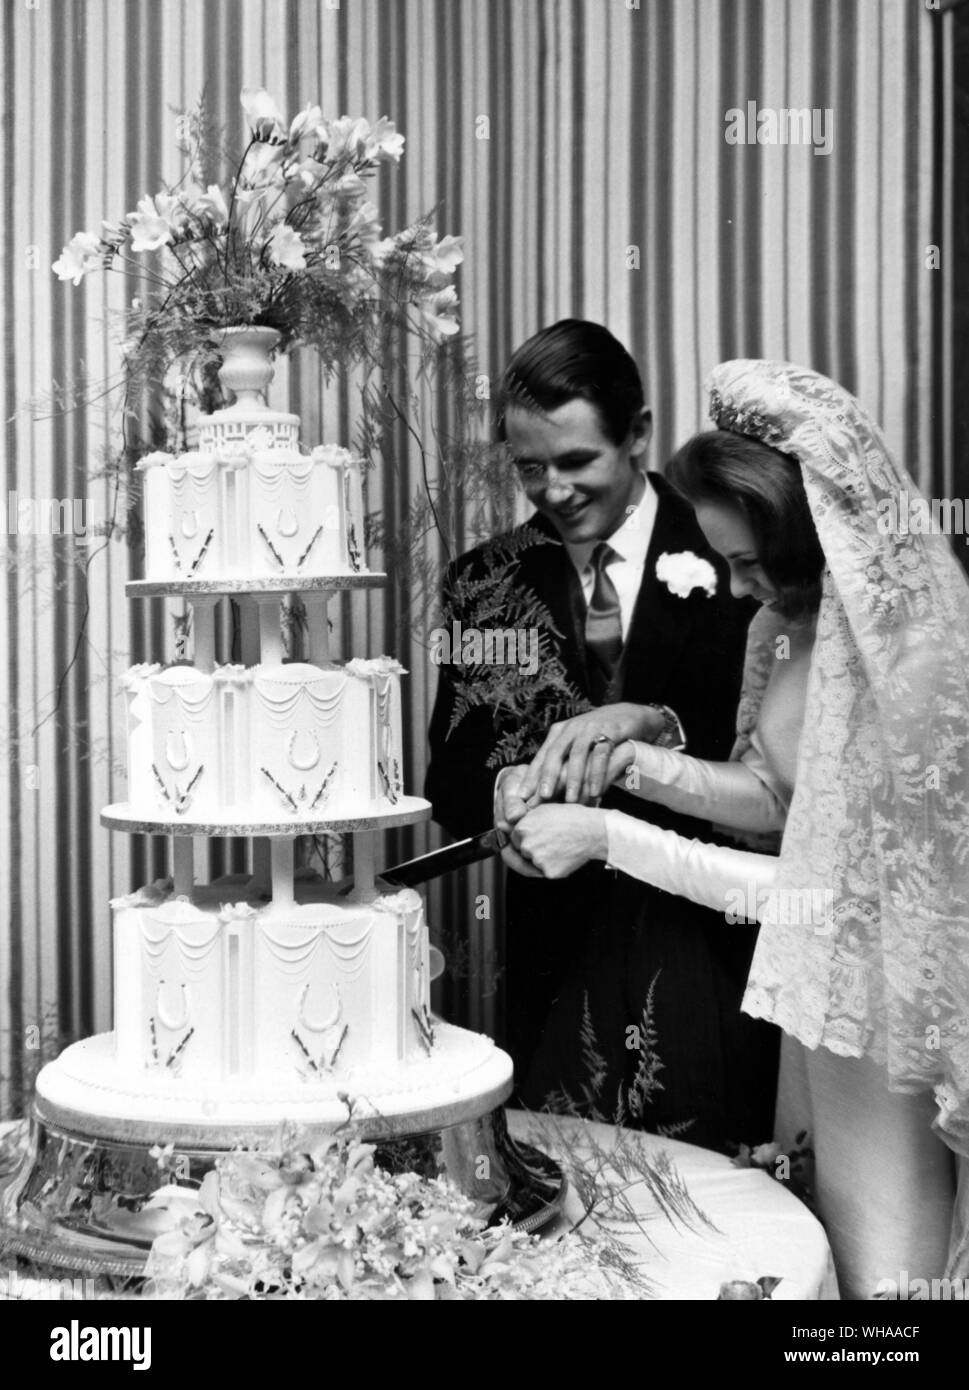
[{"left": 52, "top": 88, "right": 463, "bottom": 398}]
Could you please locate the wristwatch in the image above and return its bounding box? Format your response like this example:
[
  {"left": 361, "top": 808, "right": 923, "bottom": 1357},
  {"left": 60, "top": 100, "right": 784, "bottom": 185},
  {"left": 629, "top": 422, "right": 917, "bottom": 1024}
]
[{"left": 647, "top": 704, "right": 687, "bottom": 752}]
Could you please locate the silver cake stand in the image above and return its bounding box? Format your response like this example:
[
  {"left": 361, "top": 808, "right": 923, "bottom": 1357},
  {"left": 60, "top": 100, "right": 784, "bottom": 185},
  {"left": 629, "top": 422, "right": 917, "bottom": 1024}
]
[{"left": 0, "top": 1094, "right": 566, "bottom": 1285}]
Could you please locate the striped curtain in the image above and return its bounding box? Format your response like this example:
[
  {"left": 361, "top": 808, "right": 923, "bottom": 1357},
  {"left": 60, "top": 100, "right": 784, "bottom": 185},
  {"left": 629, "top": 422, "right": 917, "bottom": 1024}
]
[{"left": 0, "top": 0, "right": 955, "bottom": 1117}]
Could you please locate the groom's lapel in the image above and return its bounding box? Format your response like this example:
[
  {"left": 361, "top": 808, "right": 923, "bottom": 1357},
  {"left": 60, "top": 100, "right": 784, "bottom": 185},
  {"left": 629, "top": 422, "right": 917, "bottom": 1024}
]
[
  {"left": 515, "top": 513, "right": 591, "bottom": 696},
  {"left": 618, "top": 475, "right": 702, "bottom": 703}
]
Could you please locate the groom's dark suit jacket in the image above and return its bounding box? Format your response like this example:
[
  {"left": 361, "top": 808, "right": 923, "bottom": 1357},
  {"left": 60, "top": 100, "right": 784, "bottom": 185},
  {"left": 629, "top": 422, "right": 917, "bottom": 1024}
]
[{"left": 425, "top": 473, "right": 779, "bottom": 1150}]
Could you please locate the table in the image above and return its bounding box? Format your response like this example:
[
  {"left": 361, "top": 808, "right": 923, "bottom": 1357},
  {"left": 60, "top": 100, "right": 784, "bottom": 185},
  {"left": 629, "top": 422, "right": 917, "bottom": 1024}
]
[
  {"left": 507, "top": 1110, "right": 839, "bottom": 1300},
  {"left": 1, "top": 1114, "right": 838, "bottom": 1300}
]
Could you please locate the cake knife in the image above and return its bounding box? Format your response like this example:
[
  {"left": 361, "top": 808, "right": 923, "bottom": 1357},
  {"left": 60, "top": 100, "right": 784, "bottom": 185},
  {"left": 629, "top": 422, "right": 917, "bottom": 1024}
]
[{"left": 339, "top": 827, "right": 508, "bottom": 891}]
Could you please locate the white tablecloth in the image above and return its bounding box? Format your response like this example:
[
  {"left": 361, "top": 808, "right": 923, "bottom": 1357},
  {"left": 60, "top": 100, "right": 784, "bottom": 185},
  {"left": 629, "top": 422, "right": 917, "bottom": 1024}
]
[
  {"left": 1, "top": 1115, "right": 838, "bottom": 1300},
  {"left": 506, "top": 1110, "right": 839, "bottom": 1300}
]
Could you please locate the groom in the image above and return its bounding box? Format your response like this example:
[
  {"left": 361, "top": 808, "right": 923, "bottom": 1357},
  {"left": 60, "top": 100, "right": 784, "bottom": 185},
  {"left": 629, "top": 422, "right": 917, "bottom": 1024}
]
[{"left": 425, "top": 320, "right": 778, "bottom": 1150}]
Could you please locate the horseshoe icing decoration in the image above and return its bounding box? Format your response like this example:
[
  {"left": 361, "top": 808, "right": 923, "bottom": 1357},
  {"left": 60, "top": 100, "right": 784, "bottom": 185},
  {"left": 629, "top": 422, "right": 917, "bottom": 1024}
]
[
  {"left": 297, "top": 981, "right": 341, "bottom": 1034},
  {"left": 276, "top": 507, "right": 299, "bottom": 538},
  {"left": 179, "top": 509, "right": 200, "bottom": 539},
  {"left": 156, "top": 979, "right": 190, "bottom": 1031},
  {"left": 287, "top": 728, "right": 321, "bottom": 771},
  {"left": 165, "top": 728, "right": 191, "bottom": 772}
]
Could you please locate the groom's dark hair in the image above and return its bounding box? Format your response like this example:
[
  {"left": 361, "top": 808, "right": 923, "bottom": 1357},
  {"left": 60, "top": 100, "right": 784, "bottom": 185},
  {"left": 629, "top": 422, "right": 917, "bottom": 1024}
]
[{"left": 497, "top": 319, "right": 647, "bottom": 446}]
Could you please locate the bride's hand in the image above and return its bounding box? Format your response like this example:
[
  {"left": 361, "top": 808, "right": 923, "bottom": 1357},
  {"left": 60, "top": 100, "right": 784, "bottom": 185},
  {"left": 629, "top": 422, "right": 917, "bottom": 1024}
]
[
  {"left": 583, "top": 739, "right": 638, "bottom": 802},
  {"left": 509, "top": 804, "right": 609, "bottom": 879},
  {"left": 519, "top": 705, "right": 666, "bottom": 805}
]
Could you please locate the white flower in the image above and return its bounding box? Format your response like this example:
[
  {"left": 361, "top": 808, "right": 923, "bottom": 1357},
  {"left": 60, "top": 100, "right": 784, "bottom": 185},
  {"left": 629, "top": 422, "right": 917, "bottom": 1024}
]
[
  {"left": 241, "top": 87, "right": 285, "bottom": 141},
  {"left": 288, "top": 103, "right": 324, "bottom": 145},
  {"left": 194, "top": 184, "right": 229, "bottom": 227},
  {"left": 331, "top": 170, "right": 368, "bottom": 199},
  {"left": 370, "top": 235, "right": 396, "bottom": 267},
  {"left": 297, "top": 154, "right": 330, "bottom": 190},
  {"left": 367, "top": 117, "right": 405, "bottom": 163},
  {"left": 52, "top": 231, "right": 103, "bottom": 285},
  {"left": 422, "top": 233, "right": 464, "bottom": 278},
  {"left": 419, "top": 285, "right": 460, "bottom": 339},
  {"left": 241, "top": 141, "right": 286, "bottom": 186},
  {"left": 128, "top": 194, "right": 179, "bottom": 253},
  {"left": 344, "top": 200, "right": 382, "bottom": 244},
  {"left": 266, "top": 223, "right": 307, "bottom": 270},
  {"left": 655, "top": 551, "right": 718, "bottom": 599},
  {"left": 324, "top": 116, "right": 372, "bottom": 161}
]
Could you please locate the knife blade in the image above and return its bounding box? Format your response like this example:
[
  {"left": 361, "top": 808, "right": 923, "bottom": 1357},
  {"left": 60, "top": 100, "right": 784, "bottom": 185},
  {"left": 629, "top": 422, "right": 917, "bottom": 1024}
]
[{"left": 377, "top": 826, "right": 508, "bottom": 887}]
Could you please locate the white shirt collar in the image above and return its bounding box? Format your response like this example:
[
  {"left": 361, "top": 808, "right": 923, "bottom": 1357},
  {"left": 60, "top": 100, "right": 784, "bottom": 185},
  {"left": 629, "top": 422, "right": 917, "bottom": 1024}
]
[{"left": 564, "top": 473, "right": 657, "bottom": 574}]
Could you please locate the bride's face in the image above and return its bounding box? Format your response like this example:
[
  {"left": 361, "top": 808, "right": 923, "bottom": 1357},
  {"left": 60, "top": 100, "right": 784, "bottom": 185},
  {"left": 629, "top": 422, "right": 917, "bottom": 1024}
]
[{"left": 695, "top": 501, "right": 779, "bottom": 607}]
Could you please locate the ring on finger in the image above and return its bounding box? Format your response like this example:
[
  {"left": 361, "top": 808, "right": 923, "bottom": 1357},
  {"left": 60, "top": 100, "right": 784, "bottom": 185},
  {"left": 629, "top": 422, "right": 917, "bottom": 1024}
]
[{"left": 591, "top": 734, "right": 612, "bottom": 746}]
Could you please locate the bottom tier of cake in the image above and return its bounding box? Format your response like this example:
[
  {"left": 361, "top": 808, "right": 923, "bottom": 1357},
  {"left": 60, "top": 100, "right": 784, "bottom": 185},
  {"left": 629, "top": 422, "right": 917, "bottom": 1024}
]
[
  {"left": 112, "top": 874, "right": 440, "bottom": 1083},
  {"left": 33, "top": 1023, "right": 514, "bottom": 1144}
]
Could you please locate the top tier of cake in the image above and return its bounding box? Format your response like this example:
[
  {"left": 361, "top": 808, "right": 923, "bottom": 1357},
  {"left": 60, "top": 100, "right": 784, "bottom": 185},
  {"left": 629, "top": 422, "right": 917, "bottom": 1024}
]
[{"left": 137, "top": 408, "right": 367, "bottom": 584}]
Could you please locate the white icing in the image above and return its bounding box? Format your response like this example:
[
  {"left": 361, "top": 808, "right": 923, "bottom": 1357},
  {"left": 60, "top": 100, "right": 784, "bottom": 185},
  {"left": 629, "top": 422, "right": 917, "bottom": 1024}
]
[
  {"left": 111, "top": 882, "right": 434, "bottom": 1084},
  {"left": 122, "top": 659, "right": 405, "bottom": 819},
  {"left": 138, "top": 409, "right": 367, "bottom": 580}
]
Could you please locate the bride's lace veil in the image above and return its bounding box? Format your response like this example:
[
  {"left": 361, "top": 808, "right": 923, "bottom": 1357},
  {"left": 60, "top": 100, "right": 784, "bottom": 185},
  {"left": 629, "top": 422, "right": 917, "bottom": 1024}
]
[{"left": 708, "top": 359, "right": 969, "bottom": 1157}]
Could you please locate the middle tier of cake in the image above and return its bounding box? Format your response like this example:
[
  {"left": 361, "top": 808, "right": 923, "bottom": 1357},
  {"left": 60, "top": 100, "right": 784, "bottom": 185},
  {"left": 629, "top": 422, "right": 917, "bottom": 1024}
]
[{"left": 122, "top": 657, "right": 406, "bottom": 821}]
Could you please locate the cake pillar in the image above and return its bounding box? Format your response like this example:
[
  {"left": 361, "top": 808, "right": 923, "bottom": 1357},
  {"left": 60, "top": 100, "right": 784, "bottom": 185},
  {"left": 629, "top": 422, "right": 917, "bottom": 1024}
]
[
  {"left": 250, "top": 840, "right": 271, "bottom": 894},
  {"left": 348, "top": 831, "right": 377, "bottom": 903},
  {"left": 191, "top": 597, "right": 218, "bottom": 672},
  {"left": 239, "top": 595, "right": 269, "bottom": 891},
  {"left": 239, "top": 595, "right": 260, "bottom": 664},
  {"left": 255, "top": 596, "right": 284, "bottom": 666},
  {"left": 269, "top": 837, "right": 295, "bottom": 910},
  {"left": 172, "top": 836, "right": 194, "bottom": 898},
  {"left": 306, "top": 594, "right": 331, "bottom": 664}
]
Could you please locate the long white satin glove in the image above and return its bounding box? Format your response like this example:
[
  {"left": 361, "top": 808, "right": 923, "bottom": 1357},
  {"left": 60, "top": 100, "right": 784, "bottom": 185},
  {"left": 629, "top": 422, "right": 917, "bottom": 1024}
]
[
  {"left": 608, "top": 734, "right": 789, "bottom": 835},
  {"left": 604, "top": 809, "right": 779, "bottom": 922}
]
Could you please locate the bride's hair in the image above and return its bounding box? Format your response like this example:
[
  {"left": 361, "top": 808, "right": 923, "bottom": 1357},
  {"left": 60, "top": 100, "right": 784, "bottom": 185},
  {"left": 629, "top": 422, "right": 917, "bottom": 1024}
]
[{"left": 667, "top": 429, "right": 825, "bottom": 620}]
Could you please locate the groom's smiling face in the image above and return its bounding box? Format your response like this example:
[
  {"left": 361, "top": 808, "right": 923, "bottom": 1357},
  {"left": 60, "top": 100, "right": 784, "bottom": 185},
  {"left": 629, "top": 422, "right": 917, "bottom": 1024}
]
[{"left": 504, "top": 399, "right": 650, "bottom": 545}]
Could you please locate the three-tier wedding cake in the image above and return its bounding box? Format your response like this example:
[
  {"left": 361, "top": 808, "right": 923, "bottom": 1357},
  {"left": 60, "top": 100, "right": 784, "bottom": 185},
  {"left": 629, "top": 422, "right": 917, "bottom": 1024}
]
[{"left": 21, "top": 330, "right": 514, "bottom": 1169}]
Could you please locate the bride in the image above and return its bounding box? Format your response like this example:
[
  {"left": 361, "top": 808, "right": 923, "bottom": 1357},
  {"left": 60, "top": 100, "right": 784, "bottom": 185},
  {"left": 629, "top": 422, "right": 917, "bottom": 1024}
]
[{"left": 500, "top": 360, "right": 969, "bottom": 1299}]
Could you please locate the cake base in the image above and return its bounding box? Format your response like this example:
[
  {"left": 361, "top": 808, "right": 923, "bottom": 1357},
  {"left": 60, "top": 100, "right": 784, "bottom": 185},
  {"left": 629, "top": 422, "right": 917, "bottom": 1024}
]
[
  {"left": 32, "top": 1026, "right": 513, "bottom": 1142},
  {"left": 0, "top": 1103, "right": 565, "bottom": 1283}
]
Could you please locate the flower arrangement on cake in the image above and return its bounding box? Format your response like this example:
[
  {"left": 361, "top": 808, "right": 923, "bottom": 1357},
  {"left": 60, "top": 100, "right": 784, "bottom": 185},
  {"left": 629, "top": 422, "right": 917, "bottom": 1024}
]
[{"left": 52, "top": 87, "right": 463, "bottom": 405}]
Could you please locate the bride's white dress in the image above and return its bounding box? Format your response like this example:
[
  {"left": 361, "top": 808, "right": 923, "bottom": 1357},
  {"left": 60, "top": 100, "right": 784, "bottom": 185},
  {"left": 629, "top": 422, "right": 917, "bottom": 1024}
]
[
  {"left": 605, "top": 615, "right": 962, "bottom": 1298},
  {"left": 591, "top": 359, "right": 969, "bottom": 1299}
]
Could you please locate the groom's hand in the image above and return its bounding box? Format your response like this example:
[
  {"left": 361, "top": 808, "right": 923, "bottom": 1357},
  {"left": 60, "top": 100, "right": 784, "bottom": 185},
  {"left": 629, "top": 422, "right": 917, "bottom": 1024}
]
[
  {"left": 510, "top": 805, "right": 609, "bottom": 879},
  {"left": 494, "top": 765, "right": 545, "bottom": 876},
  {"left": 519, "top": 704, "right": 666, "bottom": 805}
]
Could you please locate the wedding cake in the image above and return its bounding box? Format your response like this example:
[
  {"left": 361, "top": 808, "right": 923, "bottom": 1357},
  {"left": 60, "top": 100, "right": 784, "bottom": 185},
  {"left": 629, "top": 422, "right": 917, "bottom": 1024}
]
[
  {"left": 137, "top": 416, "right": 366, "bottom": 582},
  {"left": 29, "top": 345, "right": 514, "bottom": 1148},
  {"left": 120, "top": 656, "right": 407, "bottom": 821}
]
